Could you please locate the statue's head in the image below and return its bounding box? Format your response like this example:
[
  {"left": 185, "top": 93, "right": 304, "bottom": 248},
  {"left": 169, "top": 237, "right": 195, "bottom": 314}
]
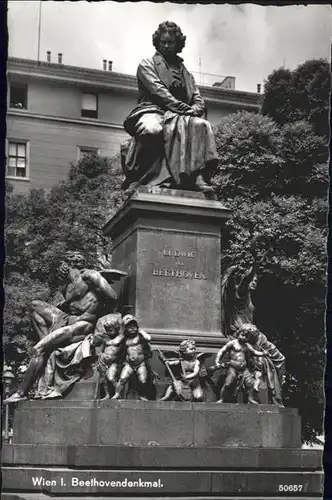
[
  {"left": 179, "top": 339, "right": 196, "bottom": 359},
  {"left": 153, "top": 21, "right": 186, "bottom": 59},
  {"left": 238, "top": 323, "right": 259, "bottom": 344},
  {"left": 249, "top": 274, "right": 258, "bottom": 291},
  {"left": 104, "top": 313, "right": 122, "bottom": 337},
  {"left": 58, "top": 251, "right": 85, "bottom": 280},
  {"left": 122, "top": 314, "right": 139, "bottom": 337},
  {"left": 65, "top": 251, "right": 86, "bottom": 269}
]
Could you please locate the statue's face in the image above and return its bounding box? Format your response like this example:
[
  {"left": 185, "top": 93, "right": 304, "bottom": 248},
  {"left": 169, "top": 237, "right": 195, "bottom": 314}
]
[
  {"left": 249, "top": 275, "right": 258, "bottom": 290},
  {"left": 184, "top": 342, "right": 196, "bottom": 359},
  {"left": 105, "top": 321, "right": 120, "bottom": 337},
  {"left": 67, "top": 253, "right": 85, "bottom": 269},
  {"left": 158, "top": 31, "right": 177, "bottom": 59},
  {"left": 125, "top": 321, "right": 139, "bottom": 337},
  {"left": 238, "top": 331, "right": 247, "bottom": 344}
]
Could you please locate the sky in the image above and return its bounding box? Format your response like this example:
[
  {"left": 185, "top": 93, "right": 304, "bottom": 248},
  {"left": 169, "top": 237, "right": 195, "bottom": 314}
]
[{"left": 7, "top": 1, "right": 332, "bottom": 92}]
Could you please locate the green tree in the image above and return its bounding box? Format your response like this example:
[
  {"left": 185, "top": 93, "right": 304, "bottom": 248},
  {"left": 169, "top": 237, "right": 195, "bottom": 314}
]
[
  {"left": 4, "top": 153, "right": 124, "bottom": 365},
  {"left": 213, "top": 108, "right": 327, "bottom": 443},
  {"left": 262, "top": 58, "right": 330, "bottom": 137}
]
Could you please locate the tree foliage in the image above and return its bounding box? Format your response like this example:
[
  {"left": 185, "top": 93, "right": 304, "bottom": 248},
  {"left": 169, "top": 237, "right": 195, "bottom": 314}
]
[
  {"left": 262, "top": 58, "right": 330, "bottom": 137},
  {"left": 213, "top": 94, "right": 328, "bottom": 443},
  {"left": 4, "top": 154, "right": 124, "bottom": 366}
]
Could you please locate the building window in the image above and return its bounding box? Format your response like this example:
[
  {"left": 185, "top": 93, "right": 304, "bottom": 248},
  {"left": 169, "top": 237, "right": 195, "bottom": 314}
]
[
  {"left": 6, "top": 140, "right": 29, "bottom": 179},
  {"left": 81, "top": 93, "right": 98, "bottom": 118},
  {"left": 10, "top": 83, "right": 28, "bottom": 109},
  {"left": 77, "top": 146, "right": 100, "bottom": 161}
]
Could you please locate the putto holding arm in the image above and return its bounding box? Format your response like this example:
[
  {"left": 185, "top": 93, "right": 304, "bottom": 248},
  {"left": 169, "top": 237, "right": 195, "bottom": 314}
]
[
  {"left": 92, "top": 313, "right": 125, "bottom": 400},
  {"left": 111, "top": 315, "right": 153, "bottom": 401},
  {"left": 242, "top": 323, "right": 285, "bottom": 406},
  {"left": 214, "top": 326, "right": 268, "bottom": 404},
  {"left": 121, "top": 21, "right": 218, "bottom": 194}
]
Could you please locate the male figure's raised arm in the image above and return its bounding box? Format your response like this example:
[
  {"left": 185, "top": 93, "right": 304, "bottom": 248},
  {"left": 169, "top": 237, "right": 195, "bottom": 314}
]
[
  {"left": 137, "top": 58, "right": 191, "bottom": 114},
  {"left": 238, "top": 265, "right": 256, "bottom": 297},
  {"left": 82, "top": 270, "right": 117, "bottom": 302}
]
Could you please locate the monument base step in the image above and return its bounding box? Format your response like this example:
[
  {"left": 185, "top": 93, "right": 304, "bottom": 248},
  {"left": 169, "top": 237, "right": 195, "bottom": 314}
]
[
  {"left": 4, "top": 401, "right": 323, "bottom": 498},
  {"left": 0, "top": 495, "right": 323, "bottom": 500},
  {"left": 2, "top": 466, "right": 323, "bottom": 497},
  {"left": 2, "top": 443, "right": 322, "bottom": 469}
]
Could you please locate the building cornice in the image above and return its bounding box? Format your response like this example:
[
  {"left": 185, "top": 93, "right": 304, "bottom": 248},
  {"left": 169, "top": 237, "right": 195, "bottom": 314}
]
[
  {"left": 7, "top": 57, "right": 261, "bottom": 110},
  {"left": 7, "top": 109, "right": 125, "bottom": 130}
]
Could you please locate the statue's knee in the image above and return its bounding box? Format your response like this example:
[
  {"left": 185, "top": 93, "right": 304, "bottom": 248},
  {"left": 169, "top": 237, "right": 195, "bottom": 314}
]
[
  {"left": 194, "top": 117, "right": 209, "bottom": 130},
  {"left": 137, "top": 115, "right": 163, "bottom": 137},
  {"left": 149, "top": 124, "right": 162, "bottom": 136},
  {"left": 141, "top": 125, "right": 162, "bottom": 138}
]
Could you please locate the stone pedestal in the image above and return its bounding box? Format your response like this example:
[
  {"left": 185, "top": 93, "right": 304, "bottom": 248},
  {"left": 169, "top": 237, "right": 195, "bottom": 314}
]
[
  {"left": 9, "top": 400, "right": 301, "bottom": 448},
  {"left": 2, "top": 401, "right": 323, "bottom": 499},
  {"left": 103, "top": 187, "right": 231, "bottom": 347}
]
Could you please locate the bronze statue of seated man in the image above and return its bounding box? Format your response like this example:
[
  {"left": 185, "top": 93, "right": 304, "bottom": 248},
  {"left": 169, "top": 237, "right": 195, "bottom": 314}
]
[
  {"left": 4, "top": 253, "right": 123, "bottom": 403},
  {"left": 121, "top": 21, "right": 219, "bottom": 195}
]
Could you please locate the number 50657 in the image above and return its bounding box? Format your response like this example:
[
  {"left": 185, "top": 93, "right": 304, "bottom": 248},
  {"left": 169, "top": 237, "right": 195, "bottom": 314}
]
[{"left": 278, "top": 484, "right": 303, "bottom": 492}]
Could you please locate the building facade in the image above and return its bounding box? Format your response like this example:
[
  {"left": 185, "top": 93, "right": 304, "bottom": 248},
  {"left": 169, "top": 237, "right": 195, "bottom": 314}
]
[{"left": 6, "top": 57, "right": 261, "bottom": 193}]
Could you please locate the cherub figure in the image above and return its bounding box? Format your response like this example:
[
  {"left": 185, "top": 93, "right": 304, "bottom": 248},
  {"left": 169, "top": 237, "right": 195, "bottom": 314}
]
[
  {"left": 112, "top": 315, "right": 152, "bottom": 401},
  {"left": 158, "top": 339, "right": 207, "bottom": 402},
  {"left": 215, "top": 326, "right": 268, "bottom": 404},
  {"left": 242, "top": 323, "right": 285, "bottom": 407},
  {"left": 92, "top": 313, "right": 125, "bottom": 400}
]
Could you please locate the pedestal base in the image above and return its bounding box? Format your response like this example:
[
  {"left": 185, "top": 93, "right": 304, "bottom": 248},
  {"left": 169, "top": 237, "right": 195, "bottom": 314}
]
[
  {"left": 10, "top": 400, "right": 301, "bottom": 448},
  {"left": 2, "top": 401, "right": 323, "bottom": 499}
]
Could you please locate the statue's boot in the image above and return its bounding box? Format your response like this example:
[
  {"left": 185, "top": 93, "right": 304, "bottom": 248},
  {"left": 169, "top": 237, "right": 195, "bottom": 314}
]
[
  {"left": 195, "top": 174, "right": 215, "bottom": 193},
  {"left": 3, "top": 392, "right": 27, "bottom": 404}
]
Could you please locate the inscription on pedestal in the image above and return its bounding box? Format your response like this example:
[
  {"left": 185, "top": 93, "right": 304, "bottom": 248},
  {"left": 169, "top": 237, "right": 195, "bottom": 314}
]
[
  {"left": 152, "top": 268, "right": 207, "bottom": 279},
  {"left": 152, "top": 248, "right": 207, "bottom": 280},
  {"left": 135, "top": 232, "right": 220, "bottom": 334}
]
